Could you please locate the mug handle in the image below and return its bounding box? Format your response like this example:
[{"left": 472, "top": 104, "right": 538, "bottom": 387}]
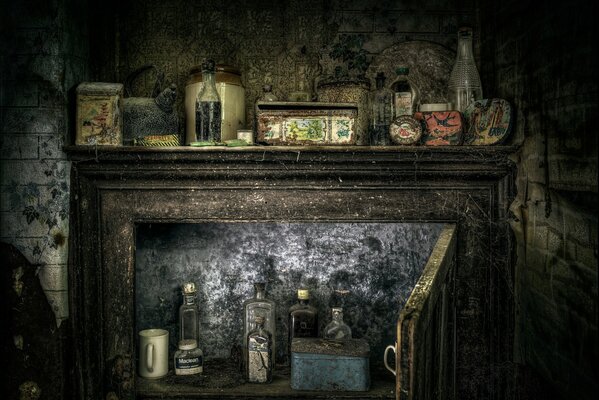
[
  {"left": 146, "top": 343, "right": 154, "bottom": 372},
  {"left": 384, "top": 344, "right": 396, "bottom": 376}
]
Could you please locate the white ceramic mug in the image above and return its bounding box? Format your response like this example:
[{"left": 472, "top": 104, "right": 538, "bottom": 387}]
[
  {"left": 384, "top": 343, "right": 397, "bottom": 376},
  {"left": 138, "top": 329, "right": 169, "bottom": 379}
]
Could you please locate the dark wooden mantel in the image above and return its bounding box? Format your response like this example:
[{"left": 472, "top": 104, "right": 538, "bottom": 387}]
[{"left": 65, "top": 145, "right": 516, "bottom": 400}]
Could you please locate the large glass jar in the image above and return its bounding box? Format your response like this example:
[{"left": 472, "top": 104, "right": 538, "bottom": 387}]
[
  {"left": 243, "top": 283, "right": 276, "bottom": 366},
  {"left": 185, "top": 64, "right": 246, "bottom": 143}
]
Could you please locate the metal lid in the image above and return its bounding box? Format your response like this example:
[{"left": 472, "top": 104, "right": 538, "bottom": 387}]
[
  {"left": 419, "top": 103, "right": 453, "bottom": 112},
  {"left": 390, "top": 115, "right": 422, "bottom": 145},
  {"left": 291, "top": 337, "right": 370, "bottom": 357},
  {"left": 297, "top": 289, "right": 310, "bottom": 300},
  {"left": 189, "top": 63, "right": 241, "bottom": 76},
  {"left": 182, "top": 282, "right": 196, "bottom": 294},
  {"left": 178, "top": 339, "right": 198, "bottom": 350}
]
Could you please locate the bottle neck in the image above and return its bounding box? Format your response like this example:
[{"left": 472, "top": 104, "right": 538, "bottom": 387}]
[
  {"left": 202, "top": 70, "right": 216, "bottom": 87},
  {"left": 298, "top": 298, "right": 310, "bottom": 305},
  {"left": 332, "top": 310, "right": 343, "bottom": 321},
  {"left": 183, "top": 293, "right": 196, "bottom": 305},
  {"left": 255, "top": 288, "right": 265, "bottom": 299},
  {"left": 457, "top": 35, "right": 474, "bottom": 60}
]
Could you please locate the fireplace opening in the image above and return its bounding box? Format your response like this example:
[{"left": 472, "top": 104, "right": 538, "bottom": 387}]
[{"left": 134, "top": 221, "right": 446, "bottom": 397}]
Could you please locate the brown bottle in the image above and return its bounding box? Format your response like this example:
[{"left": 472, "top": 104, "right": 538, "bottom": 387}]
[{"left": 288, "top": 289, "right": 318, "bottom": 354}]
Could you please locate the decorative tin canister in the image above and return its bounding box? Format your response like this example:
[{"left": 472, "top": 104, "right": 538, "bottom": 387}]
[
  {"left": 462, "top": 98, "right": 512, "bottom": 145},
  {"left": 255, "top": 101, "right": 357, "bottom": 145},
  {"left": 316, "top": 78, "right": 370, "bottom": 145},
  {"left": 185, "top": 64, "right": 245, "bottom": 144},
  {"left": 290, "top": 338, "right": 370, "bottom": 391},
  {"left": 76, "top": 82, "right": 123, "bottom": 145},
  {"left": 416, "top": 106, "right": 463, "bottom": 146},
  {"left": 389, "top": 115, "right": 422, "bottom": 145}
]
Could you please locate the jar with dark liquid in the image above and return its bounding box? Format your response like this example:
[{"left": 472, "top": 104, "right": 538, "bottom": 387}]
[
  {"left": 195, "top": 59, "right": 222, "bottom": 142},
  {"left": 288, "top": 289, "right": 318, "bottom": 355}
]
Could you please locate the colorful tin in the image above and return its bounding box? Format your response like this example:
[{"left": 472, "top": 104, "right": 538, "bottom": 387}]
[
  {"left": 389, "top": 115, "right": 422, "bottom": 145},
  {"left": 290, "top": 338, "right": 370, "bottom": 391},
  {"left": 255, "top": 102, "right": 357, "bottom": 145},
  {"left": 76, "top": 82, "right": 123, "bottom": 145},
  {"left": 462, "top": 98, "right": 513, "bottom": 145},
  {"left": 418, "top": 110, "right": 463, "bottom": 146}
]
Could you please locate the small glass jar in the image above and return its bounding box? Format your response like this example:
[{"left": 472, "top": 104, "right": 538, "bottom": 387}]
[{"left": 174, "top": 339, "right": 203, "bottom": 376}]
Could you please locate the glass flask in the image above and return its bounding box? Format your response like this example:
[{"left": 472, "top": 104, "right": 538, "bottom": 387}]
[
  {"left": 243, "top": 282, "right": 276, "bottom": 366},
  {"left": 391, "top": 67, "right": 419, "bottom": 117},
  {"left": 247, "top": 316, "right": 273, "bottom": 383},
  {"left": 195, "top": 59, "right": 222, "bottom": 142},
  {"left": 448, "top": 27, "right": 483, "bottom": 112},
  {"left": 179, "top": 282, "right": 199, "bottom": 343},
  {"left": 261, "top": 85, "right": 278, "bottom": 102},
  {"left": 288, "top": 289, "right": 318, "bottom": 354},
  {"left": 370, "top": 72, "right": 393, "bottom": 145},
  {"left": 323, "top": 307, "right": 352, "bottom": 340}
]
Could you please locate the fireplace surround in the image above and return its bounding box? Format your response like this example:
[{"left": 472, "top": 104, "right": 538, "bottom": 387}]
[{"left": 66, "top": 145, "right": 515, "bottom": 400}]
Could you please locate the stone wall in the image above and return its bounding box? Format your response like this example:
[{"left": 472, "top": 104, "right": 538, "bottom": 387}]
[{"left": 479, "top": 0, "right": 598, "bottom": 398}]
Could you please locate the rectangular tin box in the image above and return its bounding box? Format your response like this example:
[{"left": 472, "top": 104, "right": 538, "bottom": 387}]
[
  {"left": 255, "top": 101, "right": 357, "bottom": 145},
  {"left": 76, "top": 82, "right": 123, "bottom": 145},
  {"left": 416, "top": 110, "right": 463, "bottom": 146},
  {"left": 290, "top": 338, "right": 370, "bottom": 391}
]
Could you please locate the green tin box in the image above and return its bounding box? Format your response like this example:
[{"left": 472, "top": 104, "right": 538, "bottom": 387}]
[
  {"left": 255, "top": 101, "right": 358, "bottom": 145},
  {"left": 290, "top": 338, "right": 370, "bottom": 391}
]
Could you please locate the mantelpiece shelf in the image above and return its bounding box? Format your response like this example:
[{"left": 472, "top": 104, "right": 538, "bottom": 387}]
[{"left": 137, "top": 361, "right": 394, "bottom": 399}]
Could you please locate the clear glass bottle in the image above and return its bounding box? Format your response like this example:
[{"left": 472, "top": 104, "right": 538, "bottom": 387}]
[
  {"left": 174, "top": 339, "right": 203, "bottom": 375},
  {"left": 243, "top": 283, "right": 276, "bottom": 367},
  {"left": 323, "top": 307, "right": 352, "bottom": 340},
  {"left": 179, "top": 282, "right": 199, "bottom": 343},
  {"left": 448, "top": 27, "right": 483, "bottom": 112},
  {"left": 262, "top": 85, "right": 278, "bottom": 102},
  {"left": 195, "top": 59, "right": 222, "bottom": 142},
  {"left": 247, "top": 316, "right": 273, "bottom": 383},
  {"left": 391, "top": 67, "right": 419, "bottom": 117},
  {"left": 288, "top": 289, "right": 318, "bottom": 354},
  {"left": 370, "top": 72, "right": 394, "bottom": 145}
]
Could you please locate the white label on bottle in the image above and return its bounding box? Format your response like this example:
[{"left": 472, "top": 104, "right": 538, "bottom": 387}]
[
  {"left": 394, "top": 92, "right": 413, "bottom": 116},
  {"left": 175, "top": 356, "right": 203, "bottom": 375}
]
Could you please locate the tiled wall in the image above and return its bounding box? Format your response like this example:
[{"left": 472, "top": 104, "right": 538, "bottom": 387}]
[
  {"left": 480, "top": 0, "right": 598, "bottom": 398},
  {"left": 0, "top": 0, "right": 88, "bottom": 326}
]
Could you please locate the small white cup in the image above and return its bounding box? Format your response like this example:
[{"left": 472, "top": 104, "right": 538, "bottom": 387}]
[
  {"left": 138, "top": 329, "right": 169, "bottom": 379},
  {"left": 384, "top": 343, "right": 397, "bottom": 376}
]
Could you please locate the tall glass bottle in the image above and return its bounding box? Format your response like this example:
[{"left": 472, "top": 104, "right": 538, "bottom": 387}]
[
  {"left": 323, "top": 307, "right": 352, "bottom": 340},
  {"left": 370, "top": 72, "right": 393, "bottom": 145},
  {"left": 243, "top": 283, "right": 276, "bottom": 366},
  {"left": 179, "top": 282, "right": 199, "bottom": 343},
  {"left": 288, "top": 289, "right": 318, "bottom": 354},
  {"left": 247, "top": 316, "right": 273, "bottom": 383},
  {"left": 195, "top": 59, "right": 222, "bottom": 142},
  {"left": 391, "top": 67, "right": 419, "bottom": 117},
  {"left": 448, "top": 27, "right": 483, "bottom": 112}
]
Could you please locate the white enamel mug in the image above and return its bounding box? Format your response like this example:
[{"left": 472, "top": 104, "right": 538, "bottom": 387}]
[
  {"left": 138, "top": 329, "right": 169, "bottom": 379},
  {"left": 384, "top": 343, "right": 397, "bottom": 376}
]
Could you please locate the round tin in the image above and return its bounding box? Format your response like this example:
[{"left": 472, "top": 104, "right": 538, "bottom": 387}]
[{"left": 390, "top": 116, "right": 422, "bottom": 145}]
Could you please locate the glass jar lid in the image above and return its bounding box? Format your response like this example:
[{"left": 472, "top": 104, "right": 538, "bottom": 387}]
[{"left": 178, "top": 339, "right": 198, "bottom": 350}]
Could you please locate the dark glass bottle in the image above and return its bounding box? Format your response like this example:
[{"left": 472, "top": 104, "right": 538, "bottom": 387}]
[
  {"left": 391, "top": 67, "right": 419, "bottom": 117},
  {"left": 179, "top": 282, "right": 199, "bottom": 343},
  {"left": 370, "top": 72, "right": 393, "bottom": 145},
  {"left": 195, "top": 59, "right": 222, "bottom": 142},
  {"left": 288, "top": 289, "right": 318, "bottom": 354},
  {"left": 247, "top": 316, "right": 273, "bottom": 383},
  {"left": 243, "top": 282, "right": 276, "bottom": 368}
]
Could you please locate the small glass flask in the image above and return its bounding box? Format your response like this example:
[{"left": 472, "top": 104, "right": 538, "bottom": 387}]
[
  {"left": 391, "top": 67, "right": 420, "bottom": 117},
  {"left": 247, "top": 316, "right": 273, "bottom": 383},
  {"left": 243, "top": 282, "right": 276, "bottom": 367},
  {"left": 179, "top": 282, "right": 199, "bottom": 343},
  {"left": 195, "top": 59, "right": 222, "bottom": 142},
  {"left": 448, "top": 27, "right": 483, "bottom": 112},
  {"left": 370, "top": 72, "right": 393, "bottom": 145},
  {"left": 323, "top": 307, "right": 352, "bottom": 340},
  {"left": 288, "top": 289, "right": 318, "bottom": 355},
  {"left": 261, "top": 85, "right": 278, "bottom": 102},
  {"left": 174, "top": 339, "right": 203, "bottom": 375}
]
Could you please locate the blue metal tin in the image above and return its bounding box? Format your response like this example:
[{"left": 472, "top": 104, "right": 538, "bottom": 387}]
[{"left": 290, "top": 338, "right": 370, "bottom": 391}]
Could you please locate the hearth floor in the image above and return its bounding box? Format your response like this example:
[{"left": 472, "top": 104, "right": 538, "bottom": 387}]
[{"left": 137, "top": 359, "right": 395, "bottom": 399}]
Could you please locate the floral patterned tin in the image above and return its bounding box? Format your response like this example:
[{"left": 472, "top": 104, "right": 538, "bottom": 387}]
[
  {"left": 76, "top": 82, "right": 123, "bottom": 145},
  {"left": 255, "top": 101, "right": 357, "bottom": 145},
  {"left": 389, "top": 115, "right": 422, "bottom": 145},
  {"left": 462, "top": 98, "right": 513, "bottom": 145},
  {"left": 417, "top": 111, "right": 463, "bottom": 146}
]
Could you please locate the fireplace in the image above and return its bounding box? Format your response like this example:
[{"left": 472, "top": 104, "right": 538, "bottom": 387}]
[{"left": 66, "top": 146, "right": 515, "bottom": 400}]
